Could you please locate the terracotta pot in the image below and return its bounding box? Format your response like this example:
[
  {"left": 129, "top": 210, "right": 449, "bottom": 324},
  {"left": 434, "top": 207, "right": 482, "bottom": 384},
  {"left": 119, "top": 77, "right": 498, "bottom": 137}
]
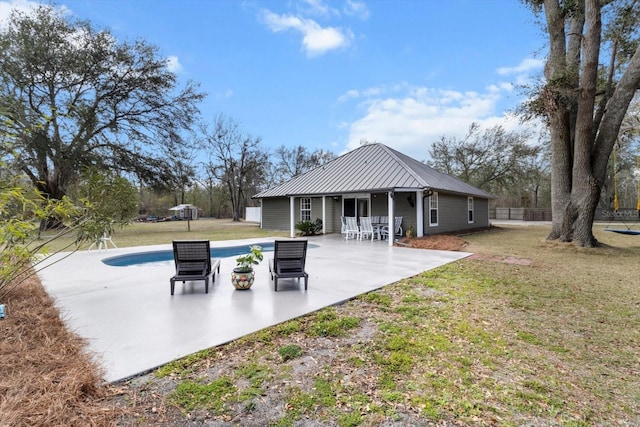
[{"left": 231, "top": 268, "right": 255, "bottom": 290}]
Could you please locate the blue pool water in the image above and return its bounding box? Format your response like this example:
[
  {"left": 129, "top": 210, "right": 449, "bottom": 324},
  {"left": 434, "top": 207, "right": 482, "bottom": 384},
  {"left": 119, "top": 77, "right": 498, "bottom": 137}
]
[
  {"left": 102, "top": 243, "right": 318, "bottom": 267},
  {"left": 102, "top": 243, "right": 277, "bottom": 267}
]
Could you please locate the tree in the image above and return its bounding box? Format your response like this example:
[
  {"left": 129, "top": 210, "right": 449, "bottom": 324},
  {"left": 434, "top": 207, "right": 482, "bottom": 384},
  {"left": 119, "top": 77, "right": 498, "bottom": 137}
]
[
  {"left": 524, "top": 0, "right": 640, "bottom": 246},
  {"left": 69, "top": 168, "right": 138, "bottom": 245},
  {"left": 273, "top": 145, "right": 336, "bottom": 183},
  {"left": 0, "top": 5, "right": 204, "bottom": 202},
  {"left": 0, "top": 160, "right": 83, "bottom": 301},
  {"left": 204, "top": 114, "right": 268, "bottom": 221},
  {"left": 428, "top": 123, "right": 544, "bottom": 205},
  {"left": 162, "top": 142, "right": 198, "bottom": 206}
]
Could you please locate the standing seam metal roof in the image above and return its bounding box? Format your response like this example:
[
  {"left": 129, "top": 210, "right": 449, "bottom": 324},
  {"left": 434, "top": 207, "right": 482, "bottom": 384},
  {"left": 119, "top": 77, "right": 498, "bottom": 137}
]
[{"left": 253, "top": 143, "right": 494, "bottom": 199}]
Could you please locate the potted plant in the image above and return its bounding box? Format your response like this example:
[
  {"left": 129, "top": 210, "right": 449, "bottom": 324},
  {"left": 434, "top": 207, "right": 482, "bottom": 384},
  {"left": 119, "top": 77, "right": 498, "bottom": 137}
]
[{"left": 231, "top": 245, "right": 263, "bottom": 290}]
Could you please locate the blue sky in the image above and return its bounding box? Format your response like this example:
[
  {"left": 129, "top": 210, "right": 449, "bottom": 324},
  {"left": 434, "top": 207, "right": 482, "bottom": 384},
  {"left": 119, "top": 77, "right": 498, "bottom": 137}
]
[{"left": 1, "top": 0, "right": 546, "bottom": 160}]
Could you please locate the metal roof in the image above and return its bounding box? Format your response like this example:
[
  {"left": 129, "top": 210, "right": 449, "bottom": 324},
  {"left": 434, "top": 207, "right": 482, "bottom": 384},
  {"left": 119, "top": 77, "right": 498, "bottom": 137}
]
[{"left": 253, "top": 143, "right": 494, "bottom": 199}]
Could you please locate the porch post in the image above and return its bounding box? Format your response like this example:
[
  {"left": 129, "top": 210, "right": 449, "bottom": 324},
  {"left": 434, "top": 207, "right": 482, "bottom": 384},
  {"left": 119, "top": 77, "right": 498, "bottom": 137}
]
[
  {"left": 387, "top": 191, "right": 394, "bottom": 246},
  {"left": 322, "top": 196, "right": 327, "bottom": 234},
  {"left": 290, "top": 196, "right": 295, "bottom": 238},
  {"left": 416, "top": 190, "right": 424, "bottom": 237}
]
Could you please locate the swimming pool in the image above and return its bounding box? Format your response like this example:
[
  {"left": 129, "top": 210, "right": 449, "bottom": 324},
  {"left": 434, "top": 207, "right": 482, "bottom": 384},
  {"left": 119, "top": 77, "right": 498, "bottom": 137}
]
[
  {"left": 102, "top": 243, "right": 277, "bottom": 267},
  {"left": 102, "top": 243, "right": 318, "bottom": 267}
]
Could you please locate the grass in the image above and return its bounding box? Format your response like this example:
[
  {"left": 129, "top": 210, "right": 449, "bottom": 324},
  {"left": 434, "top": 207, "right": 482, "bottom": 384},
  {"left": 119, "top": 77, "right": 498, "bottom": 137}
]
[
  {"left": 2, "top": 221, "right": 640, "bottom": 426},
  {"left": 39, "top": 218, "right": 290, "bottom": 252}
]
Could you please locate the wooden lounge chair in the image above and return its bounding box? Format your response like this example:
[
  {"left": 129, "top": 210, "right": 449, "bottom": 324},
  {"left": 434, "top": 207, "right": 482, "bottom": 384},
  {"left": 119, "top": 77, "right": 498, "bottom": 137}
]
[
  {"left": 170, "top": 240, "right": 221, "bottom": 295},
  {"left": 269, "top": 240, "right": 309, "bottom": 292}
]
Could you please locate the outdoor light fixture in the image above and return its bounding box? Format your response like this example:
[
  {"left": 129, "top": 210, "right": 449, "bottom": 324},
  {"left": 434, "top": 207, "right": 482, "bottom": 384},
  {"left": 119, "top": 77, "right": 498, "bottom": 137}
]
[{"left": 407, "top": 195, "right": 415, "bottom": 208}]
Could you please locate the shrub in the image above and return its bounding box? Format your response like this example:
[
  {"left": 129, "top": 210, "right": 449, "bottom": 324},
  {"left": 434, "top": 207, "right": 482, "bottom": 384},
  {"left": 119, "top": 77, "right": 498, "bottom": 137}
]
[{"left": 295, "top": 218, "right": 322, "bottom": 236}]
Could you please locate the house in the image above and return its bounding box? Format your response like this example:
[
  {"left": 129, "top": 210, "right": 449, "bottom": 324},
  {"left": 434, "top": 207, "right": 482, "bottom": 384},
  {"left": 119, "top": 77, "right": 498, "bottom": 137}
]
[
  {"left": 253, "top": 143, "right": 494, "bottom": 245},
  {"left": 169, "top": 204, "right": 200, "bottom": 220}
]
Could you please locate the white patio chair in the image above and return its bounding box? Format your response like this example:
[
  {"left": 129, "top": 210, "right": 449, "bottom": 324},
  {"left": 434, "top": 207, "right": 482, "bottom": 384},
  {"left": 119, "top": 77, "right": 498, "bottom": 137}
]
[
  {"left": 380, "top": 216, "right": 403, "bottom": 240},
  {"left": 358, "top": 217, "right": 375, "bottom": 241},
  {"left": 340, "top": 216, "right": 347, "bottom": 238},
  {"left": 344, "top": 216, "right": 359, "bottom": 239}
]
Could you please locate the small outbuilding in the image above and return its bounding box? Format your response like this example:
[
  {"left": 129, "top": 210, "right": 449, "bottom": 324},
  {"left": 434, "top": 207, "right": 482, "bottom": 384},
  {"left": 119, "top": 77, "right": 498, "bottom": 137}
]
[
  {"left": 169, "top": 204, "right": 200, "bottom": 220},
  {"left": 252, "top": 143, "right": 494, "bottom": 245}
]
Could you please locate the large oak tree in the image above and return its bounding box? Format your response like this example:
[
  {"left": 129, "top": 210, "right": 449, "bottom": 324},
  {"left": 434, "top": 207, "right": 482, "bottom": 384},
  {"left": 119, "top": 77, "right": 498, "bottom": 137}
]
[
  {"left": 526, "top": 0, "right": 640, "bottom": 246},
  {"left": 0, "top": 5, "right": 204, "bottom": 200}
]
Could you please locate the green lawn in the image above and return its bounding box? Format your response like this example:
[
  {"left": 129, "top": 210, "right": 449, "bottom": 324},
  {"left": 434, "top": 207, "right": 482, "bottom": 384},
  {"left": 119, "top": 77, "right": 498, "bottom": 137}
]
[
  {"left": 109, "top": 222, "right": 640, "bottom": 426},
  {"left": 39, "top": 218, "right": 290, "bottom": 252}
]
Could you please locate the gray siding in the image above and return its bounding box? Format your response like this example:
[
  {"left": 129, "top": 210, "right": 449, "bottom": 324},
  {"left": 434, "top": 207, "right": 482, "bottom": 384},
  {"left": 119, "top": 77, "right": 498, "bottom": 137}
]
[
  {"left": 261, "top": 193, "right": 490, "bottom": 235},
  {"left": 261, "top": 198, "right": 291, "bottom": 231},
  {"left": 261, "top": 197, "right": 341, "bottom": 234},
  {"left": 426, "top": 193, "right": 489, "bottom": 234}
]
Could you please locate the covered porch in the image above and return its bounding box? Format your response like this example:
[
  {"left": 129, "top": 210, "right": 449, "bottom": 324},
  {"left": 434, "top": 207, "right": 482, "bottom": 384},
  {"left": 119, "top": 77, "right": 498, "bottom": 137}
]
[{"left": 283, "top": 189, "right": 432, "bottom": 246}]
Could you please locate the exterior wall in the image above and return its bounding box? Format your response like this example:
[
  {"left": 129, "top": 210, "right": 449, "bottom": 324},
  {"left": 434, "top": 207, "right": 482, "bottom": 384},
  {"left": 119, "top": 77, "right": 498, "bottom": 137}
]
[
  {"left": 260, "top": 198, "right": 291, "bottom": 230},
  {"left": 329, "top": 197, "right": 342, "bottom": 233},
  {"left": 370, "top": 192, "right": 416, "bottom": 237},
  {"left": 425, "top": 193, "right": 490, "bottom": 234},
  {"left": 260, "top": 197, "right": 338, "bottom": 233},
  {"left": 261, "top": 193, "right": 490, "bottom": 234}
]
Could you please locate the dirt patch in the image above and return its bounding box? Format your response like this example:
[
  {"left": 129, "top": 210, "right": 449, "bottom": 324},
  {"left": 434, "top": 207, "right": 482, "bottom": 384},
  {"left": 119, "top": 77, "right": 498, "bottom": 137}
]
[
  {"left": 398, "top": 234, "right": 469, "bottom": 251},
  {"left": 467, "top": 253, "right": 532, "bottom": 265}
]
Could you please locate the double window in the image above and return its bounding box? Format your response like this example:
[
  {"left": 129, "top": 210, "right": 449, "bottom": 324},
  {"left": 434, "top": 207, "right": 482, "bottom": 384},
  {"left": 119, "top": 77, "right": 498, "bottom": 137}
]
[
  {"left": 300, "top": 197, "right": 311, "bottom": 221},
  {"left": 429, "top": 192, "right": 438, "bottom": 226}
]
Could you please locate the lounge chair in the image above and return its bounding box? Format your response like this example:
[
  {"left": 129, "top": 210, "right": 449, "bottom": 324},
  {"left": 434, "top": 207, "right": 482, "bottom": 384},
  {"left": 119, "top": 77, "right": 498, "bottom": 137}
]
[
  {"left": 170, "top": 240, "right": 221, "bottom": 295},
  {"left": 380, "top": 216, "right": 403, "bottom": 240},
  {"left": 269, "top": 240, "right": 309, "bottom": 291},
  {"left": 358, "top": 216, "right": 375, "bottom": 241}
]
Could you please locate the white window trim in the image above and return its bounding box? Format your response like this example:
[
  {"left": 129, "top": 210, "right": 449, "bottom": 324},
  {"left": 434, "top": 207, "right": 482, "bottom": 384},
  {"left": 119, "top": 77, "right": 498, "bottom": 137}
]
[
  {"left": 429, "top": 192, "right": 439, "bottom": 227},
  {"left": 300, "top": 197, "right": 311, "bottom": 221},
  {"left": 468, "top": 197, "right": 474, "bottom": 224}
]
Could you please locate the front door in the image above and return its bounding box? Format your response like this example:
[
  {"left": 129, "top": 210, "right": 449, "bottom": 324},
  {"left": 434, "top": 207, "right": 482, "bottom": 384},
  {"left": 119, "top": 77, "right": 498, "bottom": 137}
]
[
  {"left": 344, "top": 198, "right": 356, "bottom": 217},
  {"left": 343, "top": 195, "right": 370, "bottom": 220}
]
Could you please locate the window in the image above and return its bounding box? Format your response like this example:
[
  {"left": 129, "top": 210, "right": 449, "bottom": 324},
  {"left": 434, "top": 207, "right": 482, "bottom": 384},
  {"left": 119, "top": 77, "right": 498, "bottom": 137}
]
[
  {"left": 429, "top": 192, "right": 438, "bottom": 226},
  {"left": 468, "top": 197, "right": 474, "bottom": 223},
  {"left": 300, "top": 197, "right": 311, "bottom": 221}
]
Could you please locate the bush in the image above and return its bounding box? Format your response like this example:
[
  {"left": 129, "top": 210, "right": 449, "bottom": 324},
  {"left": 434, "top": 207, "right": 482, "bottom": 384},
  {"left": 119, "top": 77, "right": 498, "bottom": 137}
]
[{"left": 295, "top": 218, "right": 323, "bottom": 236}]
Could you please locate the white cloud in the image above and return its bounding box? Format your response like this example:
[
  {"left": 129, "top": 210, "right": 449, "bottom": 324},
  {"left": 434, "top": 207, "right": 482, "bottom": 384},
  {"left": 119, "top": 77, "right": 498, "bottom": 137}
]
[
  {"left": 496, "top": 58, "right": 544, "bottom": 75},
  {"left": 260, "top": 9, "right": 353, "bottom": 56},
  {"left": 166, "top": 55, "right": 183, "bottom": 73},
  {"left": 0, "top": 0, "right": 49, "bottom": 28},
  {"left": 298, "top": 0, "right": 332, "bottom": 17},
  {"left": 337, "top": 84, "right": 394, "bottom": 103},
  {"left": 344, "top": 0, "right": 369, "bottom": 20},
  {"left": 341, "top": 84, "right": 525, "bottom": 159},
  {"left": 216, "top": 89, "right": 233, "bottom": 100}
]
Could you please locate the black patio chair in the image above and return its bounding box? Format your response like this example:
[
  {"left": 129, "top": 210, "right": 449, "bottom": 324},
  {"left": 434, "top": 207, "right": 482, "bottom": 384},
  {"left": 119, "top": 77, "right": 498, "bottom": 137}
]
[
  {"left": 170, "top": 240, "right": 220, "bottom": 295},
  {"left": 269, "top": 240, "right": 309, "bottom": 292}
]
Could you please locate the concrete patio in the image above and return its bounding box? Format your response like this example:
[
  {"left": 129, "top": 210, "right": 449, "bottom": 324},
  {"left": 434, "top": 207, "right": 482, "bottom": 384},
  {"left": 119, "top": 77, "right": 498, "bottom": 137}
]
[{"left": 37, "top": 235, "right": 470, "bottom": 383}]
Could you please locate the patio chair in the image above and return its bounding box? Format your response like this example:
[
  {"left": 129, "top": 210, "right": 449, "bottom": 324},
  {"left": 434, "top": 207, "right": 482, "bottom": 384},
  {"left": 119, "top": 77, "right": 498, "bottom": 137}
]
[
  {"left": 344, "top": 216, "right": 359, "bottom": 239},
  {"left": 380, "top": 216, "right": 403, "bottom": 240},
  {"left": 269, "top": 240, "right": 308, "bottom": 291},
  {"left": 358, "top": 216, "right": 375, "bottom": 241},
  {"left": 170, "top": 240, "right": 221, "bottom": 295}
]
